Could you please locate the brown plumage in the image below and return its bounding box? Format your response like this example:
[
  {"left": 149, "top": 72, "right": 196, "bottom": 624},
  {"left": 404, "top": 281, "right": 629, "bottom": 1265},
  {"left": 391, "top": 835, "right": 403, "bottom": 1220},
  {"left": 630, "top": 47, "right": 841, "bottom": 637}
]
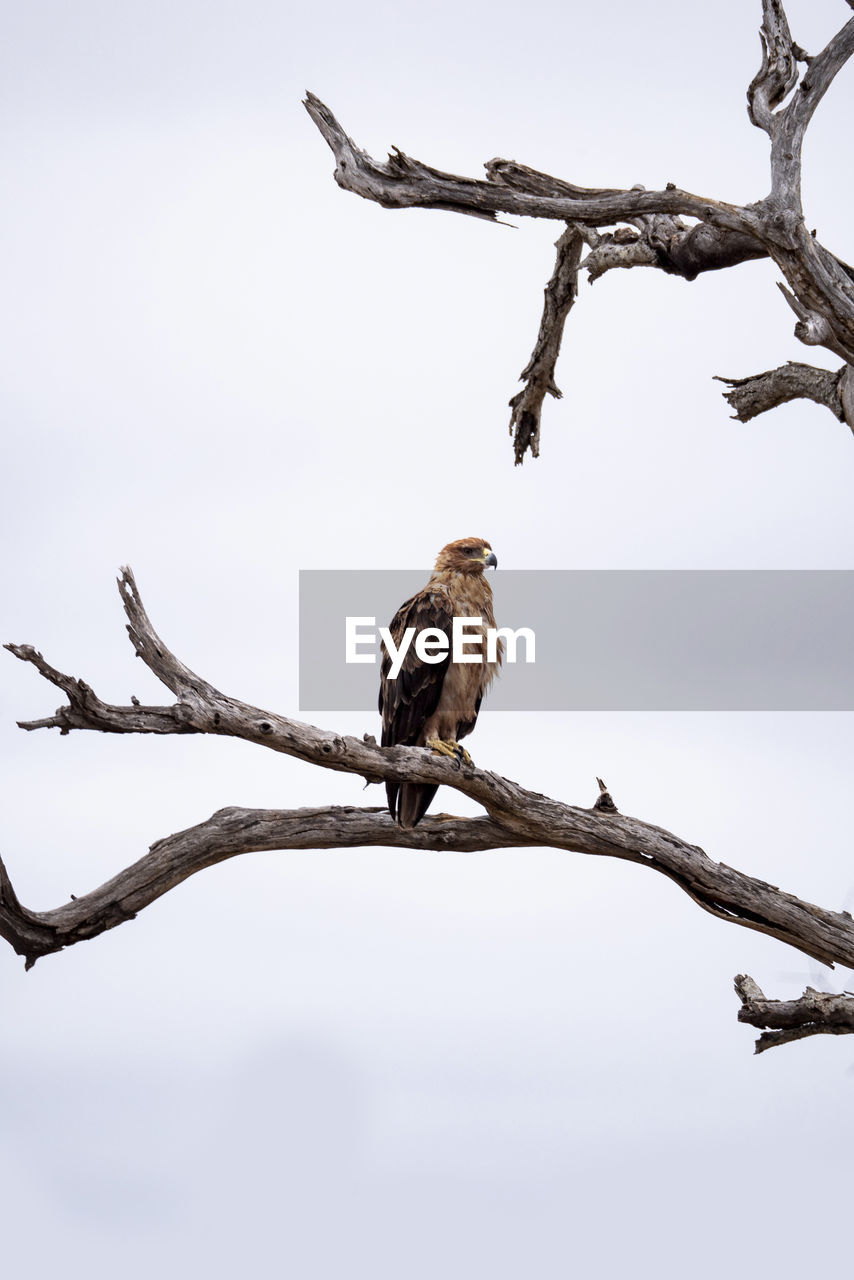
[{"left": 379, "top": 538, "right": 501, "bottom": 828}]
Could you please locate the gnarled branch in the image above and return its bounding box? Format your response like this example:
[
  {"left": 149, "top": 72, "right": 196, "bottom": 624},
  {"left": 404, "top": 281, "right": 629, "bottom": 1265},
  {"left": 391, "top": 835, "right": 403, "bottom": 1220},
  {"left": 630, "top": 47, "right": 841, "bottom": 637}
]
[
  {"left": 735, "top": 974, "right": 854, "bottom": 1053},
  {"left": 304, "top": 93, "right": 755, "bottom": 232},
  {"left": 583, "top": 220, "right": 768, "bottom": 285},
  {"left": 748, "top": 0, "right": 801, "bottom": 136},
  {"left": 3, "top": 565, "right": 854, "bottom": 1064},
  {"left": 0, "top": 805, "right": 526, "bottom": 970},
  {"left": 508, "top": 226, "right": 582, "bottom": 463},
  {"left": 770, "top": 9, "right": 854, "bottom": 209},
  {"left": 305, "top": 2, "right": 854, "bottom": 462},
  {"left": 714, "top": 361, "right": 853, "bottom": 427}
]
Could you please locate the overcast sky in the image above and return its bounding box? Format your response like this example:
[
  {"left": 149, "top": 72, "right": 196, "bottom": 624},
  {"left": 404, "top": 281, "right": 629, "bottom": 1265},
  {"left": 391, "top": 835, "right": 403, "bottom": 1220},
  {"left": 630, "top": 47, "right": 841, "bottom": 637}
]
[{"left": 2, "top": 2, "right": 854, "bottom": 1276}]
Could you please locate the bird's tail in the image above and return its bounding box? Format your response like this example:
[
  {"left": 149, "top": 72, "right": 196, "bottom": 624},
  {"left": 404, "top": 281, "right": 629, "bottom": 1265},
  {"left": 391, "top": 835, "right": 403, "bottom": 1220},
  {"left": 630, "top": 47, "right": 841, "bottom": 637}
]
[{"left": 386, "top": 782, "right": 438, "bottom": 829}]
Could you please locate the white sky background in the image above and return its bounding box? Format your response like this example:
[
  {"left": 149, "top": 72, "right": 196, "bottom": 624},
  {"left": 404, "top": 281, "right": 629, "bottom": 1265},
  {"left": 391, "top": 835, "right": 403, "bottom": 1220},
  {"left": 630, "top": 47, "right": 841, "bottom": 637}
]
[{"left": 2, "top": 1, "right": 854, "bottom": 1275}]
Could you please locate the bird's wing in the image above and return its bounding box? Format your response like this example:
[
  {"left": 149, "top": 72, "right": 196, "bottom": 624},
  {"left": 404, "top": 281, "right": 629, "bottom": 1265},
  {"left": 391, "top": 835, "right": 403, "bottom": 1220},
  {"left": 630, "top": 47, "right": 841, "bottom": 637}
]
[{"left": 379, "top": 587, "right": 453, "bottom": 747}]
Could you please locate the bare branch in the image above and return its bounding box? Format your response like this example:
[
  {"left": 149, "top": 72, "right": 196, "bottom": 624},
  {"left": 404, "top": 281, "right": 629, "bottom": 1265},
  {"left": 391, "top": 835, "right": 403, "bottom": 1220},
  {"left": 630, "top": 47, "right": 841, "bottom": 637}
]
[
  {"left": 583, "top": 221, "right": 767, "bottom": 284},
  {"left": 303, "top": 93, "right": 757, "bottom": 236},
  {"left": 714, "top": 361, "right": 851, "bottom": 426},
  {"left": 582, "top": 218, "right": 770, "bottom": 287},
  {"left": 841, "top": 363, "right": 854, "bottom": 427},
  {"left": 748, "top": 9, "right": 854, "bottom": 363},
  {"left": 486, "top": 177, "right": 766, "bottom": 458},
  {"left": 582, "top": 227, "right": 658, "bottom": 281},
  {"left": 748, "top": 0, "right": 800, "bottom": 134},
  {"left": 647, "top": 222, "right": 768, "bottom": 280},
  {"left": 748, "top": 4, "right": 854, "bottom": 214},
  {"left": 7, "top": 568, "right": 854, "bottom": 988},
  {"left": 483, "top": 157, "right": 624, "bottom": 202},
  {"left": 509, "top": 226, "right": 582, "bottom": 464},
  {"left": 5, "top": 642, "right": 196, "bottom": 736},
  {"left": 772, "top": 13, "right": 854, "bottom": 208},
  {"left": 0, "top": 806, "right": 526, "bottom": 969},
  {"left": 8, "top": 569, "right": 854, "bottom": 1051},
  {"left": 304, "top": 2, "right": 854, "bottom": 458},
  {"left": 735, "top": 974, "right": 854, "bottom": 1053},
  {"left": 776, "top": 279, "right": 854, "bottom": 362}
]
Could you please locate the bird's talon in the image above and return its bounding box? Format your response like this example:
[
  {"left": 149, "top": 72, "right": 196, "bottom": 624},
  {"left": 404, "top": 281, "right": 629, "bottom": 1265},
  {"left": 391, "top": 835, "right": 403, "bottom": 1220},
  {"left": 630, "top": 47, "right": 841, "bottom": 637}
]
[{"left": 426, "top": 737, "right": 472, "bottom": 767}]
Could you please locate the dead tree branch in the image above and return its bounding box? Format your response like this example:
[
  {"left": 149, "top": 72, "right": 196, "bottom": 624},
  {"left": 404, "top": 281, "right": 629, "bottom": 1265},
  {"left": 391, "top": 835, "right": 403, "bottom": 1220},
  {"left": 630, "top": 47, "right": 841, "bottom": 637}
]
[
  {"left": 0, "top": 805, "right": 526, "bottom": 971},
  {"left": 2, "top": 565, "right": 854, "bottom": 1058},
  {"left": 304, "top": 2, "right": 854, "bottom": 460},
  {"left": 582, "top": 221, "right": 768, "bottom": 285},
  {"left": 735, "top": 974, "right": 854, "bottom": 1053},
  {"left": 508, "top": 226, "right": 582, "bottom": 463},
  {"left": 714, "top": 361, "right": 852, "bottom": 425},
  {"left": 748, "top": 0, "right": 802, "bottom": 137}
]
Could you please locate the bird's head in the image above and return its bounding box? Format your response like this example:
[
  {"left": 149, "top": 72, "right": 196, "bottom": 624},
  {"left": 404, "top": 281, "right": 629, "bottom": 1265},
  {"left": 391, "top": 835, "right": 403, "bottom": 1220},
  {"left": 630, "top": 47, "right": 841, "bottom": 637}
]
[{"left": 434, "top": 538, "right": 498, "bottom": 574}]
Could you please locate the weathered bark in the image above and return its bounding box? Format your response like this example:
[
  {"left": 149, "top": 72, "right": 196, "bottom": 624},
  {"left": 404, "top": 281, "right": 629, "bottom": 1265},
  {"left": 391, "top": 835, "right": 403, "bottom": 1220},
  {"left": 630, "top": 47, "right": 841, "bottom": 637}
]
[
  {"left": 715, "top": 361, "right": 851, "bottom": 425},
  {"left": 508, "top": 227, "right": 582, "bottom": 463},
  {"left": 303, "top": 92, "right": 760, "bottom": 233},
  {"left": 582, "top": 221, "right": 768, "bottom": 285},
  {"left": 304, "top": 2, "right": 854, "bottom": 460},
  {"left": 2, "top": 566, "right": 854, "bottom": 1059},
  {"left": 735, "top": 974, "right": 854, "bottom": 1053},
  {"left": 0, "top": 805, "right": 527, "bottom": 970}
]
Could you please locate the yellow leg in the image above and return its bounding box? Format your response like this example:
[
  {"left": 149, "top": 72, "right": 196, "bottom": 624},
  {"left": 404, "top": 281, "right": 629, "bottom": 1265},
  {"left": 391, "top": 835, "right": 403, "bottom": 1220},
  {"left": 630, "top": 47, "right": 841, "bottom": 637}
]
[{"left": 426, "top": 737, "right": 473, "bottom": 767}]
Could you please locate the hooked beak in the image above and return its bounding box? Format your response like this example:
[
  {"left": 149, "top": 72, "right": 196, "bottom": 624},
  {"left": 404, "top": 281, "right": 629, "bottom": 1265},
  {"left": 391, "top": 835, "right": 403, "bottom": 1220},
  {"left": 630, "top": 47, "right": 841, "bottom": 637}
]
[{"left": 484, "top": 550, "right": 498, "bottom": 569}]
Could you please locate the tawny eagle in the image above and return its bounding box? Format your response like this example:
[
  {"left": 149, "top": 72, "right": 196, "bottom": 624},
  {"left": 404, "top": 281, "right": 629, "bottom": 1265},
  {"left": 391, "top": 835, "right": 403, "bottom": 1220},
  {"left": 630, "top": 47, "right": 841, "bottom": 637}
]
[{"left": 379, "top": 538, "right": 501, "bottom": 828}]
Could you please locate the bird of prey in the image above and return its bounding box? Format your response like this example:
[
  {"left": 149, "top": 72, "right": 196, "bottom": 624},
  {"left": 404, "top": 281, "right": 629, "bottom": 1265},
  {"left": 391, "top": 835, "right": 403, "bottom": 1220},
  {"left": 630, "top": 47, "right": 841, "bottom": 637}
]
[{"left": 379, "top": 537, "right": 501, "bottom": 828}]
